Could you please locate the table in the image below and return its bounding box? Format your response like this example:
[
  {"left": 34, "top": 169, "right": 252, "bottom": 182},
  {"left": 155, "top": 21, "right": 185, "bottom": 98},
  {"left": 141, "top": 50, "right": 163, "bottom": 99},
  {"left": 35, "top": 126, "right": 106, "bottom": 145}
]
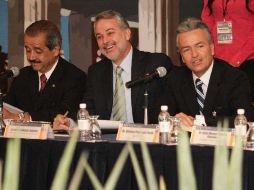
[{"left": 0, "top": 136, "right": 254, "bottom": 190}]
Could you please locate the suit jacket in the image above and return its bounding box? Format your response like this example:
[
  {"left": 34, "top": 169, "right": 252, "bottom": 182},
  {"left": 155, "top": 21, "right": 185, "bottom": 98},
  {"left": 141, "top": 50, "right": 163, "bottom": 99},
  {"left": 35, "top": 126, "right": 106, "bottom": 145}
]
[
  {"left": 4, "top": 57, "right": 87, "bottom": 122},
  {"left": 165, "top": 58, "right": 254, "bottom": 127},
  {"left": 83, "top": 48, "right": 173, "bottom": 124}
]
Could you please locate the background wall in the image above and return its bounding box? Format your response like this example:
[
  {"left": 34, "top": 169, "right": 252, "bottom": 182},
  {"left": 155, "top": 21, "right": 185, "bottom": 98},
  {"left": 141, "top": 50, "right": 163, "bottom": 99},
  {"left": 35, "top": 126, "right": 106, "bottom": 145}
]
[
  {"left": 3, "top": 0, "right": 203, "bottom": 72},
  {"left": 180, "top": 0, "right": 203, "bottom": 21},
  {"left": 0, "top": 0, "right": 8, "bottom": 53}
]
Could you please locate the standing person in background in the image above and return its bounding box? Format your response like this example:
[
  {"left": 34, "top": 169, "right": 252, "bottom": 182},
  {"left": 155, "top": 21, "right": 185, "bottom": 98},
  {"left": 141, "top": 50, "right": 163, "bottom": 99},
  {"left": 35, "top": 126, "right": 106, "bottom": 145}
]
[
  {"left": 201, "top": 0, "right": 254, "bottom": 100},
  {"left": 3, "top": 20, "right": 87, "bottom": 122}
]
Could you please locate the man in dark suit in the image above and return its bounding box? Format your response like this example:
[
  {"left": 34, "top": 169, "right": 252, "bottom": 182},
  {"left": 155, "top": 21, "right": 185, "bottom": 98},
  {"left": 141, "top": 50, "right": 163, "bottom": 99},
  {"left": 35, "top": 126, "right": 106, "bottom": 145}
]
[
  {"left": 53, "top": 10, "right": 172, "bottom": 129},
  {"left": 85, "top": 48, "right": 171, "bottom": 123},
  {"left": 165, "top": 18, "right": 254, "bottom": 127},
  {"left": 4, "top": 20, "right": 86, "bottom": 122}
]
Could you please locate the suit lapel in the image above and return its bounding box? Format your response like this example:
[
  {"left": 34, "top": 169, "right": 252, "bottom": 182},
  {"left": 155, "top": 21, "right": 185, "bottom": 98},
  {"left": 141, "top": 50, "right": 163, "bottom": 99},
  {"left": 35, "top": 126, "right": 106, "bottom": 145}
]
[
  {"left": 26, "top": 68, "right": 41, "bottom": 110},
  {"left": 44, "top": 58, "right": 64, "bottom": 92},
  {"left": 131, "top": 49, "right": 146, "bottom": 109},
  {"left": 39, "top": 58, "right": 64, "bottom": 99},
  {"left": 31, "top": 69, "right": 40, "bottom": 99},
  {"left": 103, "top": 60, "right": 113, "bottom": 114},
  {"left": 181, "top": 70, "right": 199, "bottom": 115},
  {"left": 203, "top": 62, "right": 223, "bottom": 116}
]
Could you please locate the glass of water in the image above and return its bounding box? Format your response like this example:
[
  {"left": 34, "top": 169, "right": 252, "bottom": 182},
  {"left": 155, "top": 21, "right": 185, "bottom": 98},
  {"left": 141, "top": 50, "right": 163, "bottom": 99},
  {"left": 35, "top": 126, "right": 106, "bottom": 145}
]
[
  {"left": 245, "top": 122, "right": 254, "bottom": 148},
  {"left": 169, "top": 117, "right": 181, "bottom": 144},
  {"left": 89, "top": 115, "right": 101, "bottom": 141}
]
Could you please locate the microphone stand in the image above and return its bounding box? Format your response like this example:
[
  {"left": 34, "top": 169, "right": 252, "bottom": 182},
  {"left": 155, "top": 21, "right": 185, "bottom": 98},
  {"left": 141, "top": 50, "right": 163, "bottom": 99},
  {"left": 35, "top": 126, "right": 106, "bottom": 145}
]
[
  {"left": 143, "top": 83, "right": 150, "bottom": 125},
  {"left": 0, "top": 90, "right": 6, "bottom": 135}
]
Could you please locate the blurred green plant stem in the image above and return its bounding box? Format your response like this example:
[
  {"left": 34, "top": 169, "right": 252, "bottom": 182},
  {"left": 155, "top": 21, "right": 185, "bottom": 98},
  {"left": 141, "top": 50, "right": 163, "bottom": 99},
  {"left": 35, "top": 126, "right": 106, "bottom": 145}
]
[{"left": 0, "top": 119, "right": 244, "bottom": 190}]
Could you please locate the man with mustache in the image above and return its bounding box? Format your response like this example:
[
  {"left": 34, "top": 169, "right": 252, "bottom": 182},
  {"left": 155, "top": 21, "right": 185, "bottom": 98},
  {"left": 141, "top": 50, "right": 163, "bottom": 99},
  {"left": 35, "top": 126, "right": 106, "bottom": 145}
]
[
  {"left": 53, "top": 10, "right": 172, "bottom": 130},
  {"left": 165, "top": 17, "right": 254, "bottom": 128},
  {"left": 4, "top": 20, "right": 86, "bottom": 122}
]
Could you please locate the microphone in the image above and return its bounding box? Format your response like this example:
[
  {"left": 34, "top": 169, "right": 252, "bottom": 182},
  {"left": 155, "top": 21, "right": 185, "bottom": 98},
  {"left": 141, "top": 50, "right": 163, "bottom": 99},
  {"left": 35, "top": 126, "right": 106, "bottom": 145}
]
[
  {"left": 0, "top": 67, "right": 20, "bottom": 80},
  {"left": 125, "top": 66, "right": 167, "bottom": 88}
]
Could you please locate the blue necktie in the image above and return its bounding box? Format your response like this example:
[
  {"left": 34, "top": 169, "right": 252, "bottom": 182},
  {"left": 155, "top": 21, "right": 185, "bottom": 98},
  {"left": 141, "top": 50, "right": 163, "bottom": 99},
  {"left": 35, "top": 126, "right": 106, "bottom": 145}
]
[{"left": 195, "top": 78, "right": 205, "bottom": 114}]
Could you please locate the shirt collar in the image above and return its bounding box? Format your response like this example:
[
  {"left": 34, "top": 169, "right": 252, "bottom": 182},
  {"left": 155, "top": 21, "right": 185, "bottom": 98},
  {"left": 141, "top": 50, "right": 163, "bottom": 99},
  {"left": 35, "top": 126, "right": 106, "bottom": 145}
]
[
  {"left": 38, "top": 58, "right": 58, "bottom": 79},
  {"left": 112, "top": 46, "right": 133, "bottom": 74},
  {"left": 193, "top": 60, "right": 214, "bottom": 87}
]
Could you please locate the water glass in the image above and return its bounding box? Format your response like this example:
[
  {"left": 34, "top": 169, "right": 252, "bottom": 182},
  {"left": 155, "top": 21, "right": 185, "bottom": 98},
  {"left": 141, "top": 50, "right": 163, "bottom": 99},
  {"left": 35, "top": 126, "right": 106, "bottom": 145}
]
[
  {"left": 89, "top": 115, "right": 101, "bottom": 141},
  {"left": 246, "top": 122, "right": 254, "bottom": 148},
  {"left": 169, "top": 117, "right": 181, "bottom": 144}
]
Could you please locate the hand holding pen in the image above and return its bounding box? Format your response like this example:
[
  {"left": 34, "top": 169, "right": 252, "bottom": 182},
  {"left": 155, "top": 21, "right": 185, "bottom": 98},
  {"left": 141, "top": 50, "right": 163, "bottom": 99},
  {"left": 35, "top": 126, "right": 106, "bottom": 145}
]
[{"left": 52, "top": 111, "right": 70, "bottom": 132}]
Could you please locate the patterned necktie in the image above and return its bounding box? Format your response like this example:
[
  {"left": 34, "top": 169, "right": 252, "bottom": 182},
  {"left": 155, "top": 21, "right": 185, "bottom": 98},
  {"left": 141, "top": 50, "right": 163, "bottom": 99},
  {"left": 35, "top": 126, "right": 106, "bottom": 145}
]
[
  {"left": 40, "top": 74, "right": 47, "bottom": 92},
  {"left": 112, "top": 66, "right": 127, "bottom": 122},
  {"left": 195, "top": 78, "right": 205, "bottom": 114}
]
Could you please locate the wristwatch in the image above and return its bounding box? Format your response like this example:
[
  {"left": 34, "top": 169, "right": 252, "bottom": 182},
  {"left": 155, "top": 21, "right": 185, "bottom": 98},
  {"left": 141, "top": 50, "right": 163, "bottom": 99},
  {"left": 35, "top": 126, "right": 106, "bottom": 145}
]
[{"left": 18, "top": 112, "right": 25, "bottom": 121}]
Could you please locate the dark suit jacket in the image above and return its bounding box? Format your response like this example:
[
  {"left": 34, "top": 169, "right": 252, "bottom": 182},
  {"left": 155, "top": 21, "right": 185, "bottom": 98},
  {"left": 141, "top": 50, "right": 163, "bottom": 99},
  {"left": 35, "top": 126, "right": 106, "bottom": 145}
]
[
  {"left": 4, "top": 57, "right": 87, "bottom": 122},
  {"left": 165, "top": 58, "right": 254, "bottom": 127},
  {"left": 83, "top": 48, "right": 173, "bottom": 124}
]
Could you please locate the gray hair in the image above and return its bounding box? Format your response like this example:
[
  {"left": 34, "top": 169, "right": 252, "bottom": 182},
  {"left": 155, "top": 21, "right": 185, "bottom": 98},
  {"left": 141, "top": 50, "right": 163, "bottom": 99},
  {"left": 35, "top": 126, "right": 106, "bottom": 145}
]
[
  {"left": 94, "top": 10, "right": 130, "bottom": 31},
  {"left": 25, "top": 20, "right": 62, "bottom": 50},
  {"left": 176, "top": 17, "right": 213, "bottom": 48}
]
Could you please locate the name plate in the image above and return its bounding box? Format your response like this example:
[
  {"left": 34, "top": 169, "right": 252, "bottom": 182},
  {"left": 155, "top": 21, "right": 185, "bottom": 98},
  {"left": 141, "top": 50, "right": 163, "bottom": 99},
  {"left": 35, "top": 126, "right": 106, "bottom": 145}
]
[
  {"left": 190, "top": 126, "right": 233, "bottom": 146},
  {"left": 116, "top": 123, "right": 159, "bottom": 143},
  {"left": 4, "top": 121, "right": 54, "bottom": 140}
]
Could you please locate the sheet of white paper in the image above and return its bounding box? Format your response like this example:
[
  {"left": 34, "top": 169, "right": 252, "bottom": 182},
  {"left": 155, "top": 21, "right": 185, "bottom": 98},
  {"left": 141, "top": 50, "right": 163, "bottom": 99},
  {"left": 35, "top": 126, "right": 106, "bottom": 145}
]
[
  {"left": 98, "top": 120, "right": 121, "bottom": 130},
  {"left": 3, "top": 102, "right": 23, "bottom": 114}
]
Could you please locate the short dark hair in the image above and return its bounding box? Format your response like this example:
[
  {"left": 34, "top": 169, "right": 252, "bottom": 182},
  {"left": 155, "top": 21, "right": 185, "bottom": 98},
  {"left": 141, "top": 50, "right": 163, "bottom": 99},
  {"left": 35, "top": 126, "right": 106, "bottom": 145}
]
[
  {"left": 25, "top": 20, "right": 62, "bottom": 50},
  {"left": 94, "top": 10, "right": 130, "bottom": 31},
  {"left": 176, "top": 17, "right": 213, "bottom": 49}
]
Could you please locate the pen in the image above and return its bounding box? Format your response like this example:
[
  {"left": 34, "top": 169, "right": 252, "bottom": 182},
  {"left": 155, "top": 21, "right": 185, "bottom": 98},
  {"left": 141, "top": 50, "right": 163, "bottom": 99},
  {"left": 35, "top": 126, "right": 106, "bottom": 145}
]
[{"left": 63, "top": 111, "right": 69, "bottom": 117}]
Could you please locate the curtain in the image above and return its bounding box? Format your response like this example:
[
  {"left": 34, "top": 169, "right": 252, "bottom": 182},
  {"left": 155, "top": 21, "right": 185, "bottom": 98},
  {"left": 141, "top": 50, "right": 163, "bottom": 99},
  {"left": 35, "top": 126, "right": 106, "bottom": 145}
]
[{"left": 138, "top": 0, "right": 180, "bottom": 65}]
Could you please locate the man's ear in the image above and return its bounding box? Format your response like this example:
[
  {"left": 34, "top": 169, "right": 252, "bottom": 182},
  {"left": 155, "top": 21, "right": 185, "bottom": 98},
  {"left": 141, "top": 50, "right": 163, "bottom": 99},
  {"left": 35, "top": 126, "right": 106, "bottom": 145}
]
[
  {"left": 53, "top": 44, "right": 61, "bottom": 57},
  {"left": 124, "top": 28, "right": 131, "bottom": 41},
  {"left": 210, "top": 43, "right": 215, "bottom": 56}
]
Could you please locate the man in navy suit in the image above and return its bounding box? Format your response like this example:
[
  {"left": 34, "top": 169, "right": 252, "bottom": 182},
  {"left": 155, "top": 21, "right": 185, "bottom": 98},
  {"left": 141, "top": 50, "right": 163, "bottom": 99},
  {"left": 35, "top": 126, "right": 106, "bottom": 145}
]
[
  {"left": 4, "top": 20, "right": 86, "bottom": 122},
  {"left": 165, "top": 18, "right": 254, "bottom": 127},
  {"left": 53, "top": 10, "right": 173, "bottom": 129}
]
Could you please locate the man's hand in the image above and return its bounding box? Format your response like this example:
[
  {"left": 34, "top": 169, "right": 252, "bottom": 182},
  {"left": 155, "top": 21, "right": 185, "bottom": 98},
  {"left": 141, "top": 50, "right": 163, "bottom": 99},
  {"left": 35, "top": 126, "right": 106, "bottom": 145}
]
[
  {"left": 53, "top": 114, "right": 70, "bottom": 131},
  {"left": 175, "top": 112, "right": 194, "bottom": 128},
  {"left": 3, "top": 108, "right": 19, "bottom": 120},
  {"left": 3, "top": 108, "right": 31, "bottom": 122}
]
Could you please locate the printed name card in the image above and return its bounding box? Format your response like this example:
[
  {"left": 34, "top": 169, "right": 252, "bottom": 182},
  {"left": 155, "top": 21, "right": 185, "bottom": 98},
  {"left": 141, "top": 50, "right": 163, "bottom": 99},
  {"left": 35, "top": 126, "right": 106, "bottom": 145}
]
[
  {"left": 116, "top": 123, "right": 159, "bottom": 143},
  {"left": 4, "top": 121, "right": 54, "bottom": 140},
  {"left": 190, "top": 126, "right": 233, "bottom": 146}
]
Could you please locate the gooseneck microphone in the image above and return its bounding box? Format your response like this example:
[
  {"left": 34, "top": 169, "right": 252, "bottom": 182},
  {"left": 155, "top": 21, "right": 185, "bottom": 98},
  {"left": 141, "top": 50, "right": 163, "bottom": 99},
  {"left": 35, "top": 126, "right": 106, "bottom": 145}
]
[
  {"left": 0, "top": 67, "right": 20, "bottom": 80},
  {"left": 125, "top": 66, "right": 167, "bottom": 88}
]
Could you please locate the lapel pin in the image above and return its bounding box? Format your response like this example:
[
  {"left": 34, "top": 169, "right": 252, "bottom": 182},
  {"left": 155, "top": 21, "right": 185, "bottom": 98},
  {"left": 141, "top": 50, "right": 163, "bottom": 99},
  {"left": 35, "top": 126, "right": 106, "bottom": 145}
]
[
  {"left": 212, "top": 111, "right": 216, "bottom": 117},
  {"left": 52, "top": 84, "right": 56, "bottom": 88}
]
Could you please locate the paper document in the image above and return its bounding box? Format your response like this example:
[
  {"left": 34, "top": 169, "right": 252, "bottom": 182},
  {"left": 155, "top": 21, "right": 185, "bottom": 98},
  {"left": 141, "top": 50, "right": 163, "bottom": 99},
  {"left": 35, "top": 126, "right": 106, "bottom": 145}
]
[
  {"left": 3, "top": 102, "right": 23, "bottom": 114},
  {"left": 98, "top": 120, "right": 121, "bottom": 130}
]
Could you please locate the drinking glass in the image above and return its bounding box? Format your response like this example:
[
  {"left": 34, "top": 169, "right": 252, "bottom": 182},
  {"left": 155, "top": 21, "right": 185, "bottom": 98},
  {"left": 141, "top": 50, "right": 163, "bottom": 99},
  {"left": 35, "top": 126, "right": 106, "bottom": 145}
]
[
  {"left": 169, "top": 117, "right": 181, "bottom": 144},
  {"left": 89, "top": 115, "right": 101, "bottom": 141},
  {"left": 246, "top": 122, "right": 254, "bottom": 148}
]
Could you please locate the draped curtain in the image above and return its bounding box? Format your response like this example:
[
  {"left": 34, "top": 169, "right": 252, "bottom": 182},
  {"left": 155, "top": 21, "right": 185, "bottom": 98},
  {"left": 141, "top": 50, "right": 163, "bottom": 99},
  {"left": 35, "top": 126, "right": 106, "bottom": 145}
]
[{"left": 138, "top": 0, "right": 180, "bottom": 65}]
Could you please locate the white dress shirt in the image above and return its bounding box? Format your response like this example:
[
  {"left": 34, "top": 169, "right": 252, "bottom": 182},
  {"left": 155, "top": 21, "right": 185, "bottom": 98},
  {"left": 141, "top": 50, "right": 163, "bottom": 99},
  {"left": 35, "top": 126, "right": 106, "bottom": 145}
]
[
  {"left": 111, "top": 47, "right": 134, "bottom": 123},
  {"left": 192, "top": 60, "right": 214, "bottom": 98},
  {"left": 38, "top": 59, "right": 58, "bottom": 91}
]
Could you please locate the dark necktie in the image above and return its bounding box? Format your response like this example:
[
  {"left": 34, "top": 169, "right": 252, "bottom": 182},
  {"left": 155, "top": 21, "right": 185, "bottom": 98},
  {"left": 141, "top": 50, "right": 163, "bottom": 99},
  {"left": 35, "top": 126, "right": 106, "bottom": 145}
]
[
  {"left": 40, "top": 74, "right": 47, "bottom": 92},
  {"left": 112, "top": 66, "right": 127, "bottom": 122},
  {"left": 195, "top": 78, "right": 205, "bottom": 114}
]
